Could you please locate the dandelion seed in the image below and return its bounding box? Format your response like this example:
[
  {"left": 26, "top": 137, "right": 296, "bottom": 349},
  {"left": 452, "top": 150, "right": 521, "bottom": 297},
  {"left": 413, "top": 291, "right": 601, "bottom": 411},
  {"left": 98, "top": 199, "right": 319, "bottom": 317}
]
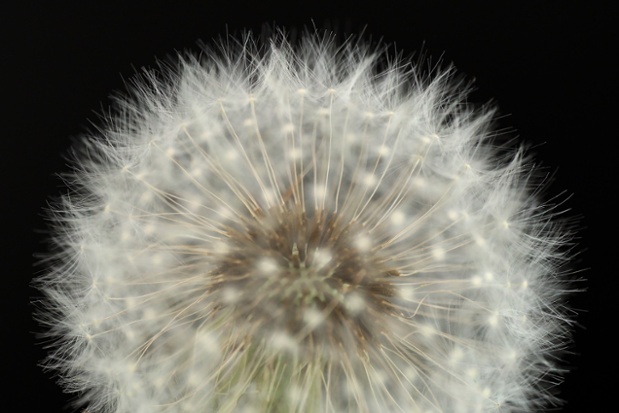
[{"left": 35, "top": 30, "right": 575, "bottom": 413}]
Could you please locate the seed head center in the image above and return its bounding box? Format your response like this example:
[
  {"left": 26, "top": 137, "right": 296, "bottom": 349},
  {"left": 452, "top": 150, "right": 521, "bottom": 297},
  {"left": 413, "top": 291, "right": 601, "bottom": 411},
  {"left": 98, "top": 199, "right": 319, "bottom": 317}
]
[{"left": 211, "top": 205, "right": 399, "bottom": 352}]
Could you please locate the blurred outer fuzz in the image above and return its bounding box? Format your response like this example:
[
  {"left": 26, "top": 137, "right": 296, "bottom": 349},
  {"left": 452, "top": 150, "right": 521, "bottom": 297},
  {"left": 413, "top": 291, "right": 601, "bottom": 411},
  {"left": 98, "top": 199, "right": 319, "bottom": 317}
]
[{"left": 36, "top": 31, "right": 574, "bottom": 413}]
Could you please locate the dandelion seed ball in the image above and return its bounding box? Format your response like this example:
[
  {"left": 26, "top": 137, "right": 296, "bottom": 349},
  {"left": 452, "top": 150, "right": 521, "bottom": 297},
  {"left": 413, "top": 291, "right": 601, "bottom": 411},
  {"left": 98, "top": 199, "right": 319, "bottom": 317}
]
[{"left": 36, "top": 31, "right": 574, "bottom": 413}]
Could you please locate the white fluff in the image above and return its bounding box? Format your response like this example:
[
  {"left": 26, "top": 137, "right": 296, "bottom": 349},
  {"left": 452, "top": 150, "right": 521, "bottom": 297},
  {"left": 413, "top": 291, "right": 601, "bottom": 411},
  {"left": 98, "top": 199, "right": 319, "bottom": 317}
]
[{"left": 35, "top": 31, "right": 574, "bottom": 412}]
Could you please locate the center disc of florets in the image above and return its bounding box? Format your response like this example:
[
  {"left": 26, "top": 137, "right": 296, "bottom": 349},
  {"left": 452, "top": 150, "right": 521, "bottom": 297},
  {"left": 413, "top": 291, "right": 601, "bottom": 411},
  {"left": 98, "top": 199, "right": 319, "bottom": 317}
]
[{"left": 212, "top": 205, "right": 399, "bottom": 354}]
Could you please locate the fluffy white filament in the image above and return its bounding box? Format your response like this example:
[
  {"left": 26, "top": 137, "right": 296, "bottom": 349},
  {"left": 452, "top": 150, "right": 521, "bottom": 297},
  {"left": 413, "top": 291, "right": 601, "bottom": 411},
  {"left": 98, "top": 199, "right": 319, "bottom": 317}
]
[{"left": 36, "top": 31, "right": 573, "bottom": 413}]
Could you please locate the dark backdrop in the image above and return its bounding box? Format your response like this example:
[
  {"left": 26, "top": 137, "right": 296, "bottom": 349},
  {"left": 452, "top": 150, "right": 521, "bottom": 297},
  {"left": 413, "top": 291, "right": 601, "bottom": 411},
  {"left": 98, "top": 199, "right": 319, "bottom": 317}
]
[{"left": 4, "top": 1, "right": 614, "bottom": 411}]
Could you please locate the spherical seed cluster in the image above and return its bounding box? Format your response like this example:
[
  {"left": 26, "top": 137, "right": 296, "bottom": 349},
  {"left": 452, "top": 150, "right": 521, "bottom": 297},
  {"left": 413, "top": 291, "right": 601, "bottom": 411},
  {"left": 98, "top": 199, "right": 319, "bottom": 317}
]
[{"left": 36, "top": 32, "right": 573, "bottom": 413}]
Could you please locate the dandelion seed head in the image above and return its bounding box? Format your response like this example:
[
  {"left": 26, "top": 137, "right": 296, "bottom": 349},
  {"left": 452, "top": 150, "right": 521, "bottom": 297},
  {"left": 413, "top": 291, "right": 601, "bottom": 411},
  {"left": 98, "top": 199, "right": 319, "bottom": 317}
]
[{"left": 35, "top": 29, "right": 576, "bottom": 413}]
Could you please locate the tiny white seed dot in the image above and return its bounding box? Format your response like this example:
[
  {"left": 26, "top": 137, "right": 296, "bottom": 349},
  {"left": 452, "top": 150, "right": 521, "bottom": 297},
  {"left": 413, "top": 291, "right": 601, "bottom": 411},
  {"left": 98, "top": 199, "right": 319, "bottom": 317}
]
[
  {"left": 313, "top": 249, "right": 332, "bottom": 268},
  {"left": 225, "top": 149, "right": 239, "bottom": 160},
  {"left": 363, "top": 173, "right": 377, "bottom": 186},
  {"left": 289, "top": 148, "right": 301, "bottom": 160},
  {"left": 399, "top": 286, "right": 415, "bottom": 301},
  {"left": 354, "top": 236, "right": 372, "bottom": 252},
  {"left": 432, "top": 247, "right": 445, "bottom": 260},
  {"left": 282, "top": 123, "right": 295, "bottom": 133},
  {"left": 258, "top": 258, "right": 279, "bottom": 275},
  {"left": 345, "top": 293, "right": 365, "bottom": 315},
  {"left": 378, "top": 145, "right": 390, "bottom": 156},
  {"left": 390, "top": 210, "right": 406, "bottom": 226},
  {"left": 482, "top": 387, "right": 491, "bottom": 398}
]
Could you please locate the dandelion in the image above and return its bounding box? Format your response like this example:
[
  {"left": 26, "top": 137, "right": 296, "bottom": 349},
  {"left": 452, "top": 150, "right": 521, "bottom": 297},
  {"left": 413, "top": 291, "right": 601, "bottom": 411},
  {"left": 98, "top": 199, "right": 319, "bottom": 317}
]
[{"left": 35, "top": 30, "right": 574, "bottom": 412}]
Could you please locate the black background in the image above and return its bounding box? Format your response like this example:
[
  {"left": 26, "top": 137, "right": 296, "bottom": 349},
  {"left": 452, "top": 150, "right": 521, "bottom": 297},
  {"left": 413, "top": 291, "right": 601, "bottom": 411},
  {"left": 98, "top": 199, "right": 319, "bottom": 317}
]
[{"left": 4, "top": 1, "right": 615, "bottom": 411}]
